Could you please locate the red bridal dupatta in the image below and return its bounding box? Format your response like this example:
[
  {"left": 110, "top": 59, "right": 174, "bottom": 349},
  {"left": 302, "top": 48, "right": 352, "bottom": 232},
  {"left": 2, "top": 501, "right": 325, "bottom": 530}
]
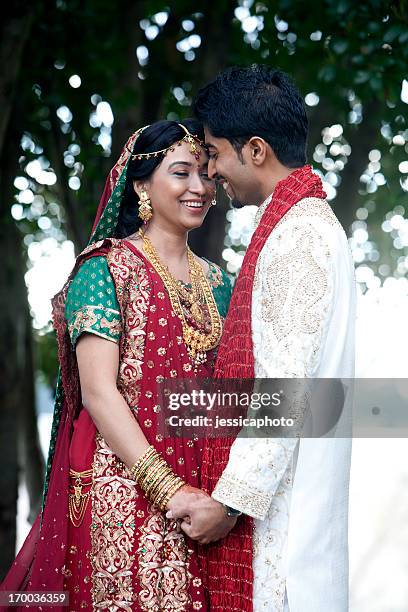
[
  {"left": 199, "top": 166, "right": 326, "bottom": 611},
  {"left": 1, "top": 131, "right": 218, "bottom": 611}
]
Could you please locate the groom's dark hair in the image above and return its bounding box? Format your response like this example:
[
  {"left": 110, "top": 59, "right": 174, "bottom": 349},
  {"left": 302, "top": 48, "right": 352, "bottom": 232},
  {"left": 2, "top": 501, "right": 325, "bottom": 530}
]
[{"left": 193, "top": 64, "right": 308, "bottom": 167}]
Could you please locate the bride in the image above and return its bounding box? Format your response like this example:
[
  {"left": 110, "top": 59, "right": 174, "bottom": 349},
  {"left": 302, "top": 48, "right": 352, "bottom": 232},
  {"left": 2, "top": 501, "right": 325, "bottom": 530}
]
[{"left": 2, "top": 119, "right": 232, "bottom": 611}]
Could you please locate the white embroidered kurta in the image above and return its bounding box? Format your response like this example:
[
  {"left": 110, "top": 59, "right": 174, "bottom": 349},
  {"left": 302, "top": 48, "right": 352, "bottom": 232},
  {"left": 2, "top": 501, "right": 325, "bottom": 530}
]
[{"left": 212, "top": 196, "right": 356, "bottom": 611}]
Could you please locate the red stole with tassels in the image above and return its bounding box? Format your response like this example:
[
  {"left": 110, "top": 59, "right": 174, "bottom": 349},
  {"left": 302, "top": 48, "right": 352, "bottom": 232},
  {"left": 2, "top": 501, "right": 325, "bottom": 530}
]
[{"left": 199, "top": 165, "right": 326, "bottom": 611}]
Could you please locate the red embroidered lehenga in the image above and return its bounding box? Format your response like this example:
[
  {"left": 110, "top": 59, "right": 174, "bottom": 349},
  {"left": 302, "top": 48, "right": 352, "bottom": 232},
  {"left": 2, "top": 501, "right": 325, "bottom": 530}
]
[{"left": 1, "top": 131, "right": 231, "bottom": 611}]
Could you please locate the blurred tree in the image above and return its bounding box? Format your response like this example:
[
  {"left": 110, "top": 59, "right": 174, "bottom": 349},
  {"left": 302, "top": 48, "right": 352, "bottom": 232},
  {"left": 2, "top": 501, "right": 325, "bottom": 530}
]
[
  {"left": 0, "top": 4, "right": 44, "bottom": 578},
  {"left": 1, "top": 0, "right": 407, "bottom": 569},
  {"left": 11, "top": 0, "right": 408, "bottom": 290}
]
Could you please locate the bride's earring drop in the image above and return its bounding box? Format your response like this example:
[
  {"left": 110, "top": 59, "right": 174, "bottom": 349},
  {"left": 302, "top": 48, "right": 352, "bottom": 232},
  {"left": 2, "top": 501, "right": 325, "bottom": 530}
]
[{"left": 138, "top": 188, "right": 153, "bottom": 223}]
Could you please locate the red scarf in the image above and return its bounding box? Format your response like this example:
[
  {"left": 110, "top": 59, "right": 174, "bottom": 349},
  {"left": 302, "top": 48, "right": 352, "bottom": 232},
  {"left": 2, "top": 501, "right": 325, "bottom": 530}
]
[{"left": 199, "top": 165, "right": 326, "bottom": 611}]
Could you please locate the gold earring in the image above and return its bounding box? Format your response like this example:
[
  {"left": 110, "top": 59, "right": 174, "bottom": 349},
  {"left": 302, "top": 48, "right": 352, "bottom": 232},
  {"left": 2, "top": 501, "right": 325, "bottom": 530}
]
[{"left": 138, "top": 189, "right": 153, "bottom": 223}]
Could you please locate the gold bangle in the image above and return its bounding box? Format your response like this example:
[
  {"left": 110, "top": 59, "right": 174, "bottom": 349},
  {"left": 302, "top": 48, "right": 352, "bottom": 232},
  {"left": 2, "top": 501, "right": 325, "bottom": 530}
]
[
  {"left": 138, "top": 452, "right": 163, "bottom": 475},
  {"left": 130, "top": 446, "right": 156, "bottom": 479},
  {"left": 157, "top": 478, "right": 185, "bottom": 511},
  {"left": 130, "top": 446, "right": 186, "bottom": 511},
  {"left": 145, "top": 467, "right": 173, "bottom": 498},
  {"left": 154, "top": 475, "right": 184, "bottom": 508},
  {"left": 132, "top": 447, "right": 156, "bottom": 469},
  {"left": 139, "top": 460, "right": 169, "bottom": 488},
  {"left": 132, "top": 454, "right": 163, "bottom": 488},
  {"left": 149, "top": 471, "right": 175, "bottom": 500},
  {"left": 134, "top": 455, "right": 162, "bottom": 483}
]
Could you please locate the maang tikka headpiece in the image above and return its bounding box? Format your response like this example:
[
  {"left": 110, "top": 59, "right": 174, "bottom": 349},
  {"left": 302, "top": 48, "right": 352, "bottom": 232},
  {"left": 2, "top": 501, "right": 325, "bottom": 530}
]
[{"left": 127, "top": 123, "right": 206, "bottom": 162}]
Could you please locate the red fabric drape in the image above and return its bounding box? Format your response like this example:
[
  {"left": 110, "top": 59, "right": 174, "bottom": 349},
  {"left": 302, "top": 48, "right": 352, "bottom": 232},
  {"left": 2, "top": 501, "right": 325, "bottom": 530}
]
[{"left": 0, "top": 131, "right": 140, "bottom": 610}]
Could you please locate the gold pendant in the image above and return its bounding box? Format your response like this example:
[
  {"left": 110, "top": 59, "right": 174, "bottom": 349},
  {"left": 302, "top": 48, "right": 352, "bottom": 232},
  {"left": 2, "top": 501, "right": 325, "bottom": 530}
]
[
  {"left": 190, "top": 300, "right": 204, "bottom": 324},
  {"left": 74, "top": 484, "right": 82, "bottom": 504}
]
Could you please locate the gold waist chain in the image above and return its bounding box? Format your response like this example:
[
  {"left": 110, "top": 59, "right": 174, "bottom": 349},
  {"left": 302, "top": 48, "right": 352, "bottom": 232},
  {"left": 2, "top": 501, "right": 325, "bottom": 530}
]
[{"left": 68, "top": 468, "right": 93, "bottom": 528}]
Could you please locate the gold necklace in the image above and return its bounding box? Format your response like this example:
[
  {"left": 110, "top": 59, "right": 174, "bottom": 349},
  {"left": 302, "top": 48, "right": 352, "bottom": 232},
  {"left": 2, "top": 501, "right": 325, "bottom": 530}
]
[
  {"left": 176, "top": 250, "right": 207, "bottom": 325},
  {"left": 139, "top": 230, "right": 222, "bottom": 365}
]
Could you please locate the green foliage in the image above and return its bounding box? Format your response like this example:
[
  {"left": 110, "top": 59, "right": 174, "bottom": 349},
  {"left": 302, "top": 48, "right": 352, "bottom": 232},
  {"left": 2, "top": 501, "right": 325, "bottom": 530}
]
[
  {"left": 7, "top": 0, "right": 408, "bottom": 373},
  {"left": 34, "top": 330, "right": 58, "bottom": 389}
]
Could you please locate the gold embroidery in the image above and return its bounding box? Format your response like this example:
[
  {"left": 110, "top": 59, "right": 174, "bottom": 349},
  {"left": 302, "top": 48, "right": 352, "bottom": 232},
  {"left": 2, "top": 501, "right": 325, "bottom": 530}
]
[
  {"left": 100, "top": 315, "right": 122, "bottom": 337},
  {"left": 207, "top": 262, "right": 224, "bottom": 289},
  {"left": 68, "top": 304, "right": 122, "bottom": 346},
  {"left": 77, "top": 240, "right": 106, "bottom": 259},
  {"left": 137, "top": 510, "right": 192, "bottom": 611},
  {"left": 255, "top": 205, "right": 333, "bottom": 376},
  {"left": 294, "top": 196, "right": 343, "bottom": 228},
  {"left": 68, "top": 306, "right": 98, "bottom": 341},
  {"left": 90, "top": 435, "right": 137, "bottom": 611},
  {"left": 107, "top": 244, "right": 150, "bottom": 407},
  {"left": 213, "top": 474, "right": 272, "bottom": 520},
  {"left": 262, "top": 231, "right": 329, "bottom": 339}
]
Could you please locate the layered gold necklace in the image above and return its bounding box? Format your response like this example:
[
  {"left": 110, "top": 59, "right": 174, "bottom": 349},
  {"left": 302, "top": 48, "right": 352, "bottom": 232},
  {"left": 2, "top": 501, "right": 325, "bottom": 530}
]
[{"left": 139, "top": 229, "right": 222, "bottom": 366}]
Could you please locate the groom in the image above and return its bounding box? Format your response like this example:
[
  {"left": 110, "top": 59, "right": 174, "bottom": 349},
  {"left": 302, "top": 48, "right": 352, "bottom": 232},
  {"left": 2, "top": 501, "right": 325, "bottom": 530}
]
[{"left": 167, "top": 65, "right": 356, "bottom": 611}]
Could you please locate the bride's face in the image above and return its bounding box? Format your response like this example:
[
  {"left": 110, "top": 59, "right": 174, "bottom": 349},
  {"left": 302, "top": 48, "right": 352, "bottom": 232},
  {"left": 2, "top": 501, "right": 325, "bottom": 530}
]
[{"left": 135, "top": 141, "right": 215, "bottom": 233}]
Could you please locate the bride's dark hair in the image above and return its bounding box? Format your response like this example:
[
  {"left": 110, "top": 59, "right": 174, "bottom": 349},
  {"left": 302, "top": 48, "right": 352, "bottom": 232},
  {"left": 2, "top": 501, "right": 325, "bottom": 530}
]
[{"left": 114, "top": 119, "right": 205, "bottom": 238}]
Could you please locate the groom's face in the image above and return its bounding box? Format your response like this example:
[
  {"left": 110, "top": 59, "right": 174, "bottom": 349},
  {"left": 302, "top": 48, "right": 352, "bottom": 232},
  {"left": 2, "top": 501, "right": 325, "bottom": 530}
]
[{"left": 204, "top": 128, "right": 261, "bottom": 207}]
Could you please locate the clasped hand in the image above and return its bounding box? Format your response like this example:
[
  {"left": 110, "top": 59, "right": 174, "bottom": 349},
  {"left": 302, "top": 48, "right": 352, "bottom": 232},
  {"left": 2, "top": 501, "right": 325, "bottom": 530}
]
[{"left": 166, "top": 485, "right": 237, "bottom": 544}]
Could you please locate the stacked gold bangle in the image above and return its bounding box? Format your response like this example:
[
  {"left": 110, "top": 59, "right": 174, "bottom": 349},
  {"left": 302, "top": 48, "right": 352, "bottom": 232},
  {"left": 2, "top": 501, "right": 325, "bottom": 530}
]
[{"left": 130, "top": 446, "right": 185, "bottom": 511}]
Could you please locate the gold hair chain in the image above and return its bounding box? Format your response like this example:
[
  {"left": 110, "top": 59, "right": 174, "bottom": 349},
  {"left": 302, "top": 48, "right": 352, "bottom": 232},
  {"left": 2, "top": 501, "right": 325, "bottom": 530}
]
[{"left": 128, "top": 124, "right": 206, "bottom": 161}]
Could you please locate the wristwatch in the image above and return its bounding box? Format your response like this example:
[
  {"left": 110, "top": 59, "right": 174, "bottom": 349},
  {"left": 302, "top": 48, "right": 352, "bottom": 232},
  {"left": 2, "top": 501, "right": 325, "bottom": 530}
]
[{"left": 223, "top": 504, "right": 242, "bottom": 517}]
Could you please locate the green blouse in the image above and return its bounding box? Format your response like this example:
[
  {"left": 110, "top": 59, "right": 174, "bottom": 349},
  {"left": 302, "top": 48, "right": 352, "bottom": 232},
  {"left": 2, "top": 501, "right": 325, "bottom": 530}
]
[{"left": 65, "top": 255, "right": 232, "bottom": 347}]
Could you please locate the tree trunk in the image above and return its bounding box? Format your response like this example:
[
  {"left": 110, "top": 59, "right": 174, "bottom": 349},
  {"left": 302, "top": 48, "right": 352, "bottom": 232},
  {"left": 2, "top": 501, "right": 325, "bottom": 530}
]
[
  {"left": 188, "top": 2, "right": 236, "bottom": 263},
  {"left": 0, "top": 11, "right": 44, "bottom": 576},
  {"left": 0, "top": 7, "right": 34, "bottom": 154},
  {"left": 0, "top": 113, "right": 44, "bottom": 578},
  {"left": 110, "top": 1, "right": 147, "bottom": 162}
]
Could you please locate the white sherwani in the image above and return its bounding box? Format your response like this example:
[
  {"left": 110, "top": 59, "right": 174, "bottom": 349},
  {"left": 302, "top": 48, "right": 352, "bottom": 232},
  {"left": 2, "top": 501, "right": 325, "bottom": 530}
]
[{"left": 212, "top": 196, "right": 356, "bottom": 611}]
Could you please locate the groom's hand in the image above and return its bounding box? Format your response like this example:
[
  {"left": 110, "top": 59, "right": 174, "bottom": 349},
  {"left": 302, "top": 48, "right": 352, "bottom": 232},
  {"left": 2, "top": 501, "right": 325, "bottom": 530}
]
[
  {"left": 166, "top": 484, "right": 209, "bottom": 517},
  {"left": 167, "top": 489, "right": 237, "bottom": 544}
]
